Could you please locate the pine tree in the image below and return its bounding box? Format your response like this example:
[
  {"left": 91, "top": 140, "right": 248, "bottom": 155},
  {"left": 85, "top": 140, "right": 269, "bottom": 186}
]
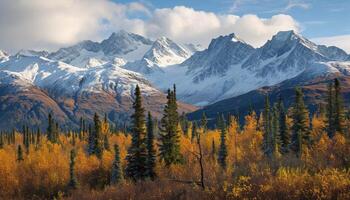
[
  {"left": 104, "top": 134, "right": 110, "bottom": 151},
  {"left": 17, "top": 145, "right": 24, "bottom": 162},
  {"left": 111, "top": 144, "right": 124, "bottom": 184},
  {"left": 211, "top": 139, "right": 216, "bottom": 159},
  {"left": 191, "top": 122, "right": 197, "bottom": 143},
  {"left": 326, "top": 82, "right": 335, "bottom": 138},
  {"left": 125, "top": 85, "right": 148, "bottom": 180},
  {"left": 68, "top": 149, "right": 78, "bottom": 189},
  {"left": 262, "top": 95, "right": 272, "bottom": 156},
  {"left": 93, "top": 113, "right": 103, "bottom": 158},
  {"left": 271, "top": 104, "right": 281, "bottom": 159},
  {"left": 217, "top": 115, "right": 228, "bottom": 169},
  {"left": 291, "top": 88, "right": 310, "bottom": 158},
  {"left": 333, "top": 78, "right": 345, "bottom": 134},
  {"left": 277, "top": 96, "right": 289, "bottom": 153},
  {"left": 0, "top": 133, "right": 3, "bottom": 149},
  {"left": 146, "top": 112, "right": 157, "bottom": 180},
  {"left": 159, "top": 88, "right": 183, "bottom": 166},
  {"left": 88, "top": 123, "right": 95, "bottom": 155},
  {"left": 47, "top": 113, "right": 54, "bottom": 143}
]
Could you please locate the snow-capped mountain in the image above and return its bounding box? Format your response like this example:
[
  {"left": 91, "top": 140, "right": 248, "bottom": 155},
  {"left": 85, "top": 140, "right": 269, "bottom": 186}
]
[
  {"left": 142, "top": 31, "right": 350, "bottom": 106},
  {"left": 125, "top": 36, "right": 198, "bottom": 74},
  {"left": 0, "top": 50, "right": 9, "bottom": 63},
  {"left": 1, "top": 29, "right": 350, "bottom": 128},
  {"left": 0, "top": 53, "right": 196, "bottom": 128},
  {"left": 48, "top": 30, "right": 154, "bottom": 68}
]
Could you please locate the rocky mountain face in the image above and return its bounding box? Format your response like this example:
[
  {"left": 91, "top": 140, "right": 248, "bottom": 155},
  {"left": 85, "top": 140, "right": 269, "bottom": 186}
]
[
  {"left": 188, "top": 73, "right": 350, "bottom": 125},
  {"left": 1, "top": 30, "right": 350, "bottom": 129},
  {"left": 0, "top": 31, "right": 198, "bottom": 129},
  {"left": 143, "top": 31, "right": 350, "bottom": 106}
]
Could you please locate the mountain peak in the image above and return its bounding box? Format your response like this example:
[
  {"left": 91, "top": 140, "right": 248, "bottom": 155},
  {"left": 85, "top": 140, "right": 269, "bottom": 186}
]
[{"left": 272, "top": 30, "right": 301, "bottom": 42}]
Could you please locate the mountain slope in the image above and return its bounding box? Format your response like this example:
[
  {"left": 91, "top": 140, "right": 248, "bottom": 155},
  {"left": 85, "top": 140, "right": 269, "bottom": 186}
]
[
  {"left": 0, "top": 54, "right": 196, "bottom": 129},
  {"left": 144, "top": 31, "right": 350, "bottom": 106},
  {"left": 188, "top": 66, "right": 350, "bottom": 124},
  {"left": 48, "top": 30, "right": 154, "bottom": 68}
]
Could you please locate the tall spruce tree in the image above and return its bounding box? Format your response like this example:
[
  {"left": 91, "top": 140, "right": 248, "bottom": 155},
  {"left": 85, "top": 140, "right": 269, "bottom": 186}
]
[
  {"left": 104, "top": 135, "right": 110, "bottom": 151},
  {"left": 68, "top": 149, "right": 78, "bottom": 189},
  {"left": 291, "top": 88, "right": 310, "bottom": 158},
  {"left": 93, "top": 113, "right": 104, "bottom": 158},
  {"left": 277, "top": 97, "right": 289, "bottom": 153},
  {"left": 271, "top": 104, "right": 281, "bottom": 159},
  {"left": 326, "top": 82, "right": 335, "bottom": 138},
  {"left": 146, "top": 112, "right": 157, "bottom": 180},
  {"left": 217, "top": 115, "right": 228, "bottom": 169},
  {"left": 17, "top": 145, "right": 24, "bottom": 162},
  {"left": 111, "top": 144, "right": 124, "bottom": 184},
  {"left": 262, "top": 95, "right": 272, "bottom": 156},
  {"left": 159, "top": 87, "right": 183, "bottom": 166},
  {"left": 125, "top": 85, "right": 148, "bottom": 180},
  {"left": 333, "top": 78, "right": 345, "bottom": 134}
]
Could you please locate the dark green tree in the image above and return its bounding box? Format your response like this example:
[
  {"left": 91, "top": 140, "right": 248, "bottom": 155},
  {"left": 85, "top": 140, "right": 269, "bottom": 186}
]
[
  {"left": 290, "top": 88, "right": 310, "bottom": 158},
  {"left": 217, "top": 115, "right": 227, "bottom": 169},
  {"left": 159, "top": 88, "right": 183, "bottom": 166},
  {"left": 326, "top": 82, "right": 335, "bottom": 138},
  {"left": 68, "top": 149, "right": 78, "bottom": 189},
  {"left": 333, "top": 78, "right": 346, "bottom": 134},
  {"left": 104, "top": 134, "right": 110, "bottom": 151},
  {"left": 277, "top": 96, "right": 289, "bottom": 153},
  {"left": 146, "top": 112, "right": 157, "bottom": 180},
  {"left": 111, "top": 144, "right": 124, "bottom": 184},
  {"left": 271, "top": 104, "right": 281, "bottom": 158},
  {"left": 93, "top": 113, "right": 104, "bottom": 158},
  {"left": 262, "top": 95, "right": 272, "bottom": 156},
  {"left": 125, "top": 85, "right": 148, "bottom": 180},
  {"left": 17, "top": 145, "right": 24, "bottom": 162}
]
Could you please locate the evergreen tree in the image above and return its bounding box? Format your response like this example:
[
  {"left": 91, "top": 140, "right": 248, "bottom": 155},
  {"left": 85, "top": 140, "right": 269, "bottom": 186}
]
[
  {"left": 217, "top": 115, "right": 228, "bottom": 169},
  {"left": 277, "top": 96, "right": 289, "bottom": 153},
  {"left": 290, "top": 88, "right": 310, "bottom": 158},
  {"left": 17, "top": 145, "right": 24, "bottom": 162},
  {"left": 211, "top": 139, "right": 216, "bottom": 159},
  {"left": 125, "top": 85, "right": 148, "bottom": 180},
  {"left": 111, "top": 144, "right": 124, "bottom": 184},
  {"left": 88, "top": 123, "right": 95, "bottom": 155},
  {"left": 68, "top": 149, "right": 78, "bottom": 189},
  {"left": 0, "top": 133, "right": 3, "bottom": 149},
  {"left": 159, "top": 87, "right": 183, "bottom": 166},
  {"left": 104, "top": 134, "right": 110, "bottom": 151},
  {"left": 271, "top": 104, "right": 281, "bottom": 159},
  {"left": 47, "top": 113, "right": 59, "bottom": 143},
  {"left": 333, "top": 78, "right": 345, "bottom": 134},
  {"left": 191, "top": 122, "right": 197, "bottom": 143},
  {"left": 262, "top": 95, "right": 272, "bottom": 156},
  {"left": 146, "top": 112, "right": 157, "bottom": 180},
  {"left": 93, "top": 113, "right": 103, "bottom": 158},
  {"left": 326, "top": 82, "right": 335, "bottom": 138}
]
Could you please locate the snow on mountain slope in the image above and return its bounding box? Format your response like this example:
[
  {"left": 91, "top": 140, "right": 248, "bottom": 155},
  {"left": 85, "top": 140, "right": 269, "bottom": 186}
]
[
  {"left": 0, "top": 50, "right": 9, "bottom": 63},
  {"left": 48, "top": 30, "right": 154, "bottom": 68},
  {"left": 1, "top": 30, "right": 350, "bottom": 109},
  {"left": 124, "top": 37, "right": 198, "bottom": 74},
  {"left": 144, "top": 31, "right": 350, "bottom": 106},
  {"left": 0, "top": 54, "right": 159, "bottom": 97}
]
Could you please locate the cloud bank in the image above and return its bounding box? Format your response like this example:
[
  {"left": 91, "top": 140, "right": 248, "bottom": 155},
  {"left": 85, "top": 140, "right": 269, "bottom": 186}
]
[
  {"left": 312, "top": 35, "right": 350, "bottom": 53},
  {"left": 0, "top": 0, "right": 301, "bottom": 52}
]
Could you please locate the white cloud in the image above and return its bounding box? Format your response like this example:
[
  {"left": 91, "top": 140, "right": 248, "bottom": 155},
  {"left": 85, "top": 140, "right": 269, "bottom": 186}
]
[
  {"left": 0, "top": 0, "right": 300, "bottom": 53},
  {"left": 141, "top": 7, "right": 299, "bottom": 47},
  {"left": 312, "top": 35, "right": 350, "bottom": 53},
  {"left": 284, "top": 0, "right": 310, "bottom": 11}
]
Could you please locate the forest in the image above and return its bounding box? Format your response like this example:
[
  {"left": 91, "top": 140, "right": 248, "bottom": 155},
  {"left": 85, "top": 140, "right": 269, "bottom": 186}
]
[{"left": 0, "top": 79, "right": 349, "bottom": 200}]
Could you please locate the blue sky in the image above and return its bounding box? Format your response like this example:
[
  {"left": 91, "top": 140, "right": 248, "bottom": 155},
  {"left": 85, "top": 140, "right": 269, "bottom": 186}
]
[
  {"left": 1, "top": 0, "right": 350, "bottom": 52},
  {"left": 113, "top": 0, "right": 350, "bottom": 39}
]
